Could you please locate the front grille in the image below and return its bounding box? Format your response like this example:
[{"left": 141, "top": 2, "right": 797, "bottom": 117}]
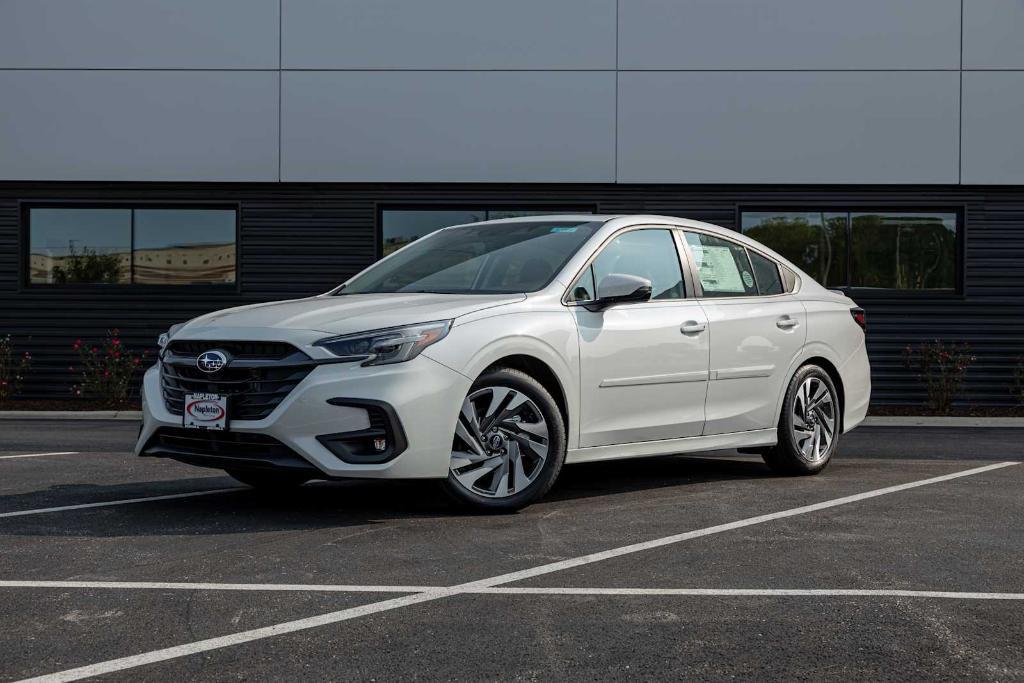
[
  {"left": 160, "top": 341, "right": 315, "bottom": 421},
  {"left": 143, "top": 427, "right": 317, "bottom": 472},
  {"left": 166, "top": 340, "right": 297, "bottom": 360}
]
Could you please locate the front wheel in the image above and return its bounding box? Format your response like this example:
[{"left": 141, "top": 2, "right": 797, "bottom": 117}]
[
  {"left": 442, "top": 367, "right": 567, "bottom": 513},
  {"left": 762, "top": 365, "right": 840, "bottom": 475}
]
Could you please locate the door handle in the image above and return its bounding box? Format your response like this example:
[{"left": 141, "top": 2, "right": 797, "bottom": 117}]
[
  {"left": 776, "top": 317, "right": 799, "bottom": 330},
  {"left": 681, "top": 321, "right": 706, "bottom": 334}
]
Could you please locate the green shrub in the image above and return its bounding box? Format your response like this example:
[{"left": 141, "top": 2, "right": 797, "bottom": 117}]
[
  {"left": 0, "top": 335, "right": 31, "bottom": 403},
  {"left": 902, "top": 340, "right": 975, "bottom": 415},
  {"left": 70, "top": 330, "right": 146, "bottom": 408}
]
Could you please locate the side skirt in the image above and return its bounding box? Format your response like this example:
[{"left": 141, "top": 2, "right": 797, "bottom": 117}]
[{"left": 566, "top": 428, "right": 778, "bottom": 465}]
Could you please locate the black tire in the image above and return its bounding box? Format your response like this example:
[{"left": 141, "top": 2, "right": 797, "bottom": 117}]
[
  {"left": 762, "top": 364, "right": 841, "bottom": 475},
  {"left": 225, "top": 468, "right": 311, "bottom": 489},
  {"left": 441, "top": 367, "right": 567, "bottom": 513}
]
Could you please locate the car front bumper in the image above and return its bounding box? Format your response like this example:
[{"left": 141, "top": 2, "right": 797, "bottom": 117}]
[{"left": 135, "top": 354, "right": 472, "bottom": 479}]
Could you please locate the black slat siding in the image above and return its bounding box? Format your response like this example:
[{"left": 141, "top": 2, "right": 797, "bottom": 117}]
[{"left": 0, "top": 182, "right": 1022, "bottom": 407}]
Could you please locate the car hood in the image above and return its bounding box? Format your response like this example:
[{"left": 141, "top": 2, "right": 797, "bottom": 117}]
[{"left": 180, "top": 293, "right": 526, "bottom": 337}]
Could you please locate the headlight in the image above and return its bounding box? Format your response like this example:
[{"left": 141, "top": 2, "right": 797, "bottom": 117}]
[
  {"left": 157, "top": 323, "right": 186, "bottom": 350},
  {"left": 315, "top": 320, "right": 452, "bottom": 366}
]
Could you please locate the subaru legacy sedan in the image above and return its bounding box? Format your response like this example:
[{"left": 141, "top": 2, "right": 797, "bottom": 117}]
[{"left": 137, "top": 215, "right": 870, "bottom": 512}]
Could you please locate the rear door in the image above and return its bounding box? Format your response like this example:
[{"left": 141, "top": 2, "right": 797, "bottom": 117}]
[
  {"left": 681, "top": 231, "right": 806, "bottom": 435},
  {"left": 571, "top": 228, "right": 710, "bottom": 447}
]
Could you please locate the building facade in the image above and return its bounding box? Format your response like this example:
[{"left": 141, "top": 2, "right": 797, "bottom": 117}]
[{"left": 1, "top": 0, "right": 1022, "bottom": 406}]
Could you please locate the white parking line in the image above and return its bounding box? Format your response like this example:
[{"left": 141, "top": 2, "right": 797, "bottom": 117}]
[
  {"left": 474, "top": 587, "right": 1024, "bottom": 600},
  {"left": 0, "top": 488, "right": 240, "bottom": 519},
  {"left": 2, "top": 581, "right": 1021, "bottom": 601},
  {"left": 0, "top": 580, "right": 436, "bottom": 593},
  {"left": 17, "top": 460, "right": 1018, "bottom": 683},
  {"left": 0, "top": 452, "right": 79, "bottom": 460}
]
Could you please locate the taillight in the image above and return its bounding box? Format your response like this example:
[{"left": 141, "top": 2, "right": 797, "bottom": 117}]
[{"left": 850, "top": 307, "right": 866, "bottom": 332}]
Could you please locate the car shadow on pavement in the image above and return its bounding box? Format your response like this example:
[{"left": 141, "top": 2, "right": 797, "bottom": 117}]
[{"left": 0, "top": 455, "right": 774, "bottom": 537}]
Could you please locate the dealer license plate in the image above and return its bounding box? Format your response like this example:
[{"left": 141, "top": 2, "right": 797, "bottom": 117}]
[{"left": 183, "top": 393, "right": 228, "bottom": 431}]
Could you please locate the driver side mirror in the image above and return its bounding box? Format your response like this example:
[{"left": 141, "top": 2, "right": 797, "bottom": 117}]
[{"left": 584, "top": 273, "right": 653, "bottom": 311}]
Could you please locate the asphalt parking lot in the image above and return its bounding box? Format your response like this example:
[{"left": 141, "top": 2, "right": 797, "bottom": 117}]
[{"left": 1, "top": 420, "right": 1022, "bottom": 682}]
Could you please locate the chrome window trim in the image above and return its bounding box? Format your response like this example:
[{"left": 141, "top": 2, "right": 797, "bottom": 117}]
[{"left": 677, "top": 227, "right": 798, "bottom": 302}]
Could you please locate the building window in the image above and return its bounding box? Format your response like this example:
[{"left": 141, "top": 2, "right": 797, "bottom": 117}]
[
  {"left": 380, "top": 208, "right": 594, "bottom": 257},
  {"left": 740, "top": 210, "right": 959, "bottom": 291},
  {"left": 27, "top": 207, "right": 237, "bottom": 285}
]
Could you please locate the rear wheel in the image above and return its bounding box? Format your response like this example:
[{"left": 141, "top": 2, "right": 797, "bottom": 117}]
[
  {"left": 225, "top": 469, "right": 311, "bottom": 489},
  {"left": 442, "top": 367, "right": 566, "bottom": 513},
  {"left": 762, "top": 365, "right": 840, "bottom": 475}
]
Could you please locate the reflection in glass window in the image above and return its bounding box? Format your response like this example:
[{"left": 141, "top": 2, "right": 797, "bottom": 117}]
[
  {"left": 850, "top": 212, "right": 956, "bottom": 290},
  {"left": 380, "top": 208, "right": 592, "bottom": 257},
  {"left": 133, "top": 209, "right": 236, "bottom": 284},
  {"left": 684, "top": 232, "right": 758, "bottom": 297},
  {"left": 740, "top": 210, "right": 958, "bottom": 291},
  {"left": 591, "top": 230, "right": 684, "bottom": 300},
  {"left": 343, "top": 221, "right": 600, "bottom": 294},
  {"left": 741, "top": 211, "right": 847, "bottom": 287},
  {"left": 28, "top": 207, "right": 237, "bottom": 285},
  {"left": 29, "top": 208, "right": 132, "bottom": 284}
]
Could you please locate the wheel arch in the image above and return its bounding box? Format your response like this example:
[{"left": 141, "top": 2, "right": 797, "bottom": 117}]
[
  {"left": 802, "top": 356, "right": 845, "bottom": 433},
  {"left": 427, "top": 315, "right": 581, "bottom": 449},
  {"left": 482, "top": 354, "right": 569, "bottom": 437},
  {"left": 776, "top": 345, "right": 847, "bottom": 434}
]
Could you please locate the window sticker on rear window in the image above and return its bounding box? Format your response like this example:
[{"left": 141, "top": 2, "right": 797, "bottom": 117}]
[{"left": 693, "top": 245, "right": 745, "bottom": 292}]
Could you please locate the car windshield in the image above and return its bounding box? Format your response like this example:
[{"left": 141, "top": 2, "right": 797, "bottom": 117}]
[{"left": 338, "top": 220, "right": 602, "bottom": 294}]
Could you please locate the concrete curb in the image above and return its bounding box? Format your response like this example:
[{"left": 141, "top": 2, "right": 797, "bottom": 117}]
[
  {"left": 862, "top": 416, "right": 1024, "bottom": 428},
  {"left": 0, "top": 412, "right": 1021, "bottom": 426},
  {"left": 0, "top": 411, "right": 143, "bottom": 420}
]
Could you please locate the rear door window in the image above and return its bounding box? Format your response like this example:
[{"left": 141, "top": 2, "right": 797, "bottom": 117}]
[{"left": 683, "top": 232, "right": 758, "bottom": 297}]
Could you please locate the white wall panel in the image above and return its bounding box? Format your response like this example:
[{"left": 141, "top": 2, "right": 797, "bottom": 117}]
[
  {"left": 282, "top": 0, "right": 616, "bottom": 69},
  {"left": 617, "top": 71, "right": 960, "bottom": 184},
  {"left": 0, "top": 0, "right": 279, "bottom": 69},
  {"left": 619, "top": 0, "right": 960, "bottom": 70},
  {"left": 963, "top": 0, "right": 1024, "bottom": 69},
  {"left": 962, "top": 71, "right": 1024, "bottom": 184},
  {"left": 0, "top": 71, "right": 279, "bottom": 181},
  {"left": 281, "top": 71, "right": 616, "bottom": 182}
]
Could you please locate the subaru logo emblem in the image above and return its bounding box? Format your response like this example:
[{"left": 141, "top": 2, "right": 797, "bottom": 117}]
[{"left": 196, "top": 350, "right": 228, "bottom": 373}]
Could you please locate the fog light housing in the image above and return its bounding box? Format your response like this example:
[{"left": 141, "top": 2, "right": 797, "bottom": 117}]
[{"left": 316, "top": 398, "right": 408, "bottom": 464}]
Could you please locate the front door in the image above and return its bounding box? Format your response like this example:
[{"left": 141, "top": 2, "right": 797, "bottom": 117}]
[{"left": 572, "top": 228, "right": 710, "bottom": 448}]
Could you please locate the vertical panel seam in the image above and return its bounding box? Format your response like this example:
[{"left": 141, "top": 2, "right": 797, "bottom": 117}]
[
  {"left": 614, "top": 0, "right": 619, "bottom": 184},
  {"left": 278, "top": 0, "right": 283, "bottom": 182},
  {"left": 958, "top": 0, "right": 964, "bottom": 184}
]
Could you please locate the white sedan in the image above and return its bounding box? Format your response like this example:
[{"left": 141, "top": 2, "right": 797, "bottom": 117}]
[{"left": 138, "top": 215, "right": 870, "bottom": 512}]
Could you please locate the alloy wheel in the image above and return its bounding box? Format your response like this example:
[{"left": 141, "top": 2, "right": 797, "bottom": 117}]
[
  {"left": 791, "top": 376, "right": 836, "bottom": 462},
  {"left": 449, "top": 386, "right": 550, "bottom": 498}
]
